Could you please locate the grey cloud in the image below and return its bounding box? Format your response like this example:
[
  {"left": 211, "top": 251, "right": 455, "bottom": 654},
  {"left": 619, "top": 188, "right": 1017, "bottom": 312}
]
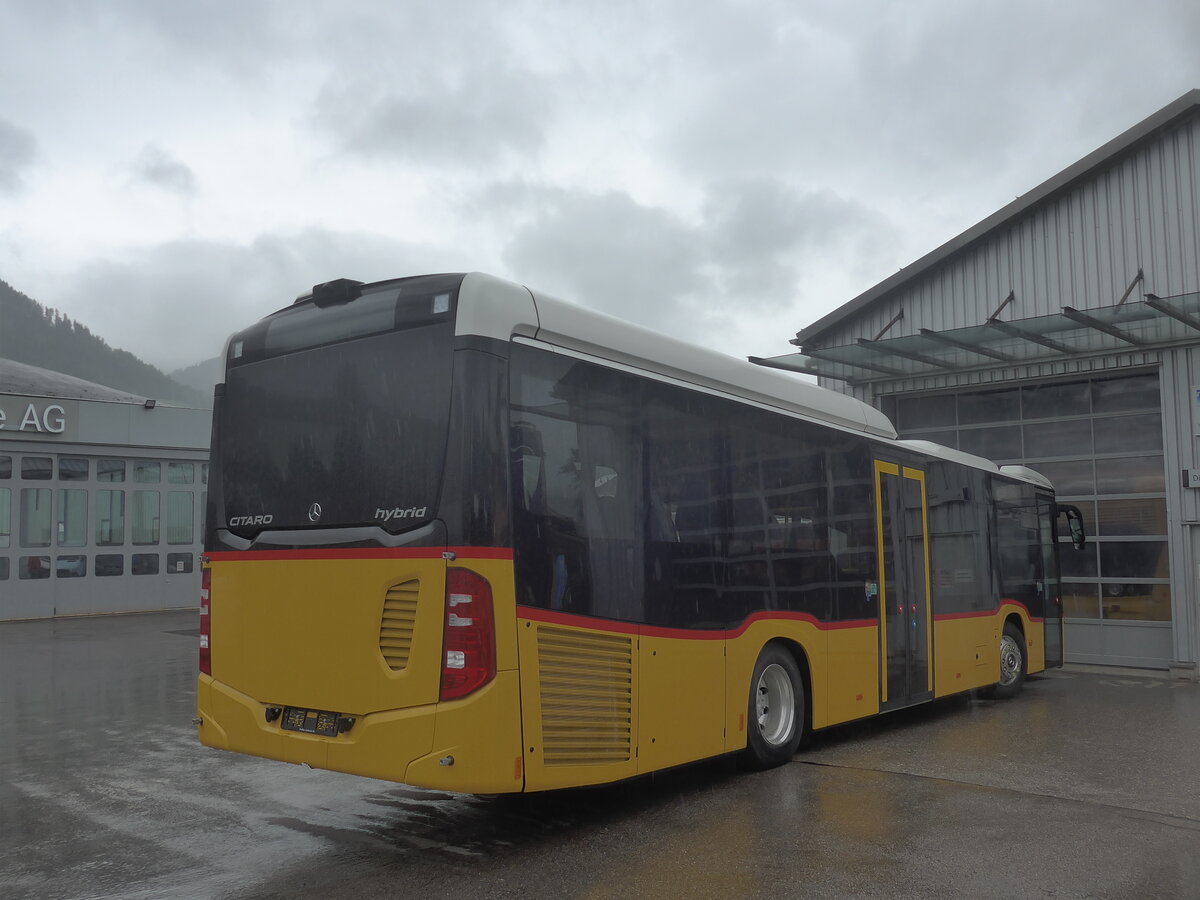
[
  {"left": 486, "top": 178, "right": 898, "bottom": 346},
  {"left": 0, "top": 118, "right": 38, "bottom": 193},
  {"left": 312, "top": 63, "right": 552, "bottom": 167},
  {"left": 55, "top": 230, "right": 453, "bottom": 369},
  {"left": 131, "top": 144, "right": 197, "bottom": 196}
]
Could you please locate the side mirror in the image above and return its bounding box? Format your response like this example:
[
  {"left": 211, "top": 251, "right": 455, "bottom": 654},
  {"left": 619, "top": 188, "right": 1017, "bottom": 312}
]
[{"left": 1057, "top": 503, "right": 1086, "bottom": 551}]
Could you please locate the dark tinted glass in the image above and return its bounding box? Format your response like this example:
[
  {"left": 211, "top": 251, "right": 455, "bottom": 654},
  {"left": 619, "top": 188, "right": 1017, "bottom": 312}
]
[
  {"left": 97, "top": 460, "right": 125, "bottom": 482},
  {"left": 1062, "top": 582, "right": 1099, "bottom": 618},
  {"left": 1023, "top": 381, "right": 1089, "bottom": 419},
  {"left": 132, "top": 553, "right": 160, "bottom": 575},
  {"left": 55, "top": 555, "right": 86, "bottom": 578},
  {"left": 1096, "top": 456, "right": 1165, "bottom": 494},
  {"left": 896, "top": 394, "right": 956, "bottom": 429},
  {"left": 19, "top": 556, "right": 50, "bottom": 579},
  {"left": 958, "top": 425, "right": 1021, "bottom": 460},
  {"left": 22, "top": 457, "right": 52, "bottom": 480},
  {"left": 59, "top": 458, "right": 89, "bottom": 481},
  {"left": 167, "top": 552, "right": 194, "bottom": 574},
  {"left": 958, "top": 389, "right": 1019, "bottom": 425},
  {"left": 0, "top": 557, "right": 7, "bottom": 579},
  {"left": 1093, "top": 413, "right": 1162, "bottom": 454},
  {"left": 95, "top": 554, "right": 124, "bottom": 576},
  {"left": 220, "top": 323, "right": 453, "bottom": 535},
  {"left": 1023, "top": 420, "right": 1092, "bottom": 458},
  {"left": 1097, "top": 499, "right": 1167, "bottom": 536},
  {"left": 1028, "top": 460, "right": 1093, "bottom": 496},
  {"left": 0, "top": 456, "right": 10, "bottom": 479},
  {"left": 1091, "top": 374, "right": 1159, "bottom": 413},
  {"left": 1099, "top": 541, "right": 1169, "bottom": 579}
]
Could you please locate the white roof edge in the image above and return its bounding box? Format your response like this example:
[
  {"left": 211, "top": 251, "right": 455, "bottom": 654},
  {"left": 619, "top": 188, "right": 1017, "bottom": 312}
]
[
  {"left": 523, "top": 285, "right": 897, "bottom": 439},
  {"left": 999, "top": 464, "right": 1055, "bottom": 490},
  {"left": 893, "top": 440, "right": 1000, "bottom": 474}
]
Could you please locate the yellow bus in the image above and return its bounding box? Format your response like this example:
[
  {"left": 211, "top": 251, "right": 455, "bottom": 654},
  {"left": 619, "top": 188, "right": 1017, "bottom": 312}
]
[{"left": 197, "top": 272, "right": 1084, "bottom": 793}]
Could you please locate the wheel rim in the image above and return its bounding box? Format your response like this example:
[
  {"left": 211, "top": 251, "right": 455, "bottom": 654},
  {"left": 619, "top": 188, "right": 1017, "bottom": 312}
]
[
  {"left": 999, "top": 633, "right": 1022, "bottom": 686},
  {"left": 755, "top": 663, "right": 796, "bottom": 746}
]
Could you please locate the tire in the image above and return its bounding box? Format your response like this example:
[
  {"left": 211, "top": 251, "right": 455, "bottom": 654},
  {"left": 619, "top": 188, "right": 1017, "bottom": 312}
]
[
  {"left": 740, "top": 644, "right": 805, "bottom": 771},
  {"left": 987, "top": 621, "right": 1027, "bottom": 700}
]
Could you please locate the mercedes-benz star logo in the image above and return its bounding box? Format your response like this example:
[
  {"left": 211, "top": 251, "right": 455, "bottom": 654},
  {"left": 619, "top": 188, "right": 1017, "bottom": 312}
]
[{"left": 307, "top": 502, "right": 322, "bottom": 523}]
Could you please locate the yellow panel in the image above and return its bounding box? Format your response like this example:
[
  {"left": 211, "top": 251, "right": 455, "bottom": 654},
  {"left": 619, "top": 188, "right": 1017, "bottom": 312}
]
[
  {"left": 637, "top": 633, "right": 724, "bottom": 773},
  {"left": 209, "top": 555, "right": 448, "bottom": 715},
  {"left": 931, "top": 616, "right": 997, "bottom": 695},
  {"left": 822, "top": 625, "right": 880, "bottom": 726},
  {"left": 517, "top": 616, "right": 640, "bottom": 791},
  {"left": 403, "top": 671, "right": 525, "bottom": 793},
  {"left": 201, "top": 554, "right": 524, "bottom": 790}
]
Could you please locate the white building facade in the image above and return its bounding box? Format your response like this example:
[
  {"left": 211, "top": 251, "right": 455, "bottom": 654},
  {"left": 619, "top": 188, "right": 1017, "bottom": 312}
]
[
  {"left": 1, "top": 359, "right": 211, "bottom": 620},
  {"left": 759, "top": 91, "right": 1200, "bottom": 675}
]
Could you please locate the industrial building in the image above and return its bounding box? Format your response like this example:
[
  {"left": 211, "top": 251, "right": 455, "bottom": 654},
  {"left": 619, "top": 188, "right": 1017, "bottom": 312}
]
[
  {"left": 759, "top": 90, "right": 1200, "bottom": 675},
  {"left": 0, "top": 358, "right": 211, "bottom": 620}
]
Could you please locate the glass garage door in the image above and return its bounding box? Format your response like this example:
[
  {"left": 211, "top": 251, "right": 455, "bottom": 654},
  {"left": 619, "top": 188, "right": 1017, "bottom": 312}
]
[{"left": 887, "top": 372, "right": 1171, "bottom": 669}]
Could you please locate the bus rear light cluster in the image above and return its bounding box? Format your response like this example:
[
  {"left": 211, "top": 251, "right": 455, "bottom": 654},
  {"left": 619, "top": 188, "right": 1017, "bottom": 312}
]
[
  {"left": 199, "top": 566, "right": 212, "bottom": 675},
  {"left": 440, "top": 568, "right": 496, "bottom": 701}
]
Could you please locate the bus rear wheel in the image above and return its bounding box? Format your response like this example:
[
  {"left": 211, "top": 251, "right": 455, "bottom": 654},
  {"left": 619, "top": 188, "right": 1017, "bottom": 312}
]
[
  {"left": 985, "top": 622, "right": 1027, "bottom": 700},
  {"left": 741, "top": 644, "right": 805, "bottom": 770}
]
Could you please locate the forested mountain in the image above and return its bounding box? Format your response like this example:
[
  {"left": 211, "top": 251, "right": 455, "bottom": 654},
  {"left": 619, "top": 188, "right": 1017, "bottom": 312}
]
[
  {"left": 0, "top": 278, "right": 207, "bottom": 407},
  {"left": 168, "top": 355, "right": 222, "bottom": 399}
]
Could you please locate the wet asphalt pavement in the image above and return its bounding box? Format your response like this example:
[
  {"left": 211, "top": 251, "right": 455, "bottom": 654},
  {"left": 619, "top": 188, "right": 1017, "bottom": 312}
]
[{"left": 2, "top": 610, "right": 1199, "bottom": 900}]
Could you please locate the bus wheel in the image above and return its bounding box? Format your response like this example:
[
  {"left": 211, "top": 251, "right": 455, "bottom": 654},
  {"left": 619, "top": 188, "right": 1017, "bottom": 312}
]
[
  {"left": 989, "top": 622, "right": 1027, "bottom": 700},
  {"left": 741, "top": 644, "right": 804, "bottom": 770}
]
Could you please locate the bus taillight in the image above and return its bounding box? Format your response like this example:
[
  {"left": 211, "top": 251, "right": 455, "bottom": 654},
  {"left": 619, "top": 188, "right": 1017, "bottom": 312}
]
[
  {"left": 440, "top": 569, "right": 496, "bottom": 701},
  {"left": 199, "top": 566, "right": 212, "bottom": 676}
]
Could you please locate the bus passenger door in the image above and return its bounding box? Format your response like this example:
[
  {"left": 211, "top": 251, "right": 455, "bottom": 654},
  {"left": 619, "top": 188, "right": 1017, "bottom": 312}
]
[{"left": 874, "top": 461, "right": 934, "bottom": 710}]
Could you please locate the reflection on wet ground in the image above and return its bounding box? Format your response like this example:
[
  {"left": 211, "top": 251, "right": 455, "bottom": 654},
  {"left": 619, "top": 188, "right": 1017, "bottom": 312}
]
[{"left": 2, "top": 611, "right": 1199, "bottom": 900}]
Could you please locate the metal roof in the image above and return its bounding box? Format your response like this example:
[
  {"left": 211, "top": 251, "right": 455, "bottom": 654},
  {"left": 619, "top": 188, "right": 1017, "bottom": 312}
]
[
  {"left": 0, "top": 357, "right": 149, "bottom": 404},
  {"left": 757, "top": 288, "right": 1200, "bottom": 386},
  {"left": 793, "top": 89, "right": 1200, "bottom": 349}
]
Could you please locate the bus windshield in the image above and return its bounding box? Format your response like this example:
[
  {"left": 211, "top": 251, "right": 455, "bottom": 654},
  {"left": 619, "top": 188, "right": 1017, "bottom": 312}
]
[{"left": 218, "top": 321, "right": 454, "bottom": 536}]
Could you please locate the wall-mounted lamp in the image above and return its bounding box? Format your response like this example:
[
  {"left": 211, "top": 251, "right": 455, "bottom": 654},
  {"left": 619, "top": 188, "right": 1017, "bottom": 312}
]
[{"left": 144, "top": 399, "right": 156, "bottom": 409}]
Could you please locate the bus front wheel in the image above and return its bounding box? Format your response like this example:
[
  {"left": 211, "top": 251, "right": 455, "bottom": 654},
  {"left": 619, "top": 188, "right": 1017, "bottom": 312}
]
[
  {"left": 985, "top": 622, "right": 1027, "bottom": 700},
  {"left": 741, "top": 644, "right": 805, "bottom": 770}
]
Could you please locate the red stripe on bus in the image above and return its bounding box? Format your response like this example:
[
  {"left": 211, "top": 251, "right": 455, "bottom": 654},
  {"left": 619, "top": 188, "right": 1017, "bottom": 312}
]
[
  {"left": 933, "top": 599, "right": 1043, "bottom": 624},
  {"left": 516, "top": 606, "right": 877, "bottom": 640},
  {"left": 205, "top": 546, "right": 514, "bottom": 562}
]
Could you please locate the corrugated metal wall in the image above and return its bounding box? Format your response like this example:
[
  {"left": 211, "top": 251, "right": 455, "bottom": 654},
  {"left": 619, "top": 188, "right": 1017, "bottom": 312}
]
[
  {"left": 810, "top": 110, "right": 1200, "bottom": 671},
  {"left": 816, "top": 115, "right": 1200, "bottom": 352}
]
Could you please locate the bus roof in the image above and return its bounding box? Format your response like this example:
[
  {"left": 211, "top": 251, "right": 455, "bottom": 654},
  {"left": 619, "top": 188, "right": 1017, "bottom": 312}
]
[{"left": 456, "top": 272, "right": 898, "bottom": 440}]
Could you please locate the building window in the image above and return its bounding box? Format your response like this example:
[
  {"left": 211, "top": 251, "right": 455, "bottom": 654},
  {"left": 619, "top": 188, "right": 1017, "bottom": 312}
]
[
  {"left": 58, "top": 457, "right": 89, "bottom": 481},
  {"left": 95, "top": 490, "right": 125, "bottom": 546},
  {"left": 168, "top": 463, "right": 194, "bottom": 484},
  {"left": 167, "top": 552, "right": 194, "bottom": 574},
  {"left": 131, "top": 491, "right": 160, "bottom": 544},
  {"left": 20, "top": 489, "right": 52, "bottom": 547},
  {"left": 57, "top": 489, "right": 87, "bottom": 547},
  {"left": 134, "top": 461, "right": 161, "bottom": 484},
  {"left": 95, "top": 554, "right": 124, "bottom": 576},
  {"left": 0, "top": 456, "right": 11, "bottom": 478},
  {"left": 0, "top": 557, "right": 8, "bottom": 580},
  {"left": 0, "top": 487, "right": 10, "bottom": 548},
  {"left": 132, "top": 553, "right": 160, "bottom": 575},
  {"left": 166, "top": 492, "right": 193, "bottom": 544},
  {"left": 55, "top": 555, "right": 86, "bottom": 578},
  {"left": 98, "top": 459, "right": 126, "bottom": 482},
  {"left": 19, "top": 556, "right": 50, "bottom": 579},
  {"left": 22, "top": 457, "right": 53, "bottom": 480}
]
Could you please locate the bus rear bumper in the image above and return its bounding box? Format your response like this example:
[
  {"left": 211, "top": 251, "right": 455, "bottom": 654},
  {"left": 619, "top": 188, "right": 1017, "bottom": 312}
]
[{"left": 197, "top": 670, "right": 525, "bottom": 794}]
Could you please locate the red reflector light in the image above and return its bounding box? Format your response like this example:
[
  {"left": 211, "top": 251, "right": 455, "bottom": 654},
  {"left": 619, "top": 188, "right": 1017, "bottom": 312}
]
[
  {"left": 199, "top": 566, "right": 212, "bottom": 676},
  {"left": 440, "top": 568, "right": 496, "bottom": 701}
]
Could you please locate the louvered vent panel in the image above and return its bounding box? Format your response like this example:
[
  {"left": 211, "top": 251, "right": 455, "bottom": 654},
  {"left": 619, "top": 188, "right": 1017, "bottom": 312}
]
[
  {"left": 379, "top": 580, "right": 420, "bottom": 671},
  {"left": 537, "top": 625, "right": 633, "bottom": 766}
]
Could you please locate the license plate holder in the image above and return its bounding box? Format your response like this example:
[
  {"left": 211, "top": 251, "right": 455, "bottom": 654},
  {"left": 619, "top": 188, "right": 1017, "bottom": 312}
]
[{"left": 280, "top": 706, "right": 341, "bottom": 737}]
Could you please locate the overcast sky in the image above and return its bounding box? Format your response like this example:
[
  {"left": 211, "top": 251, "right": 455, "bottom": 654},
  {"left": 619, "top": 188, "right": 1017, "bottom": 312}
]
[{"left": 2, "top": 1, "right": 1199, "bottom": 373}]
